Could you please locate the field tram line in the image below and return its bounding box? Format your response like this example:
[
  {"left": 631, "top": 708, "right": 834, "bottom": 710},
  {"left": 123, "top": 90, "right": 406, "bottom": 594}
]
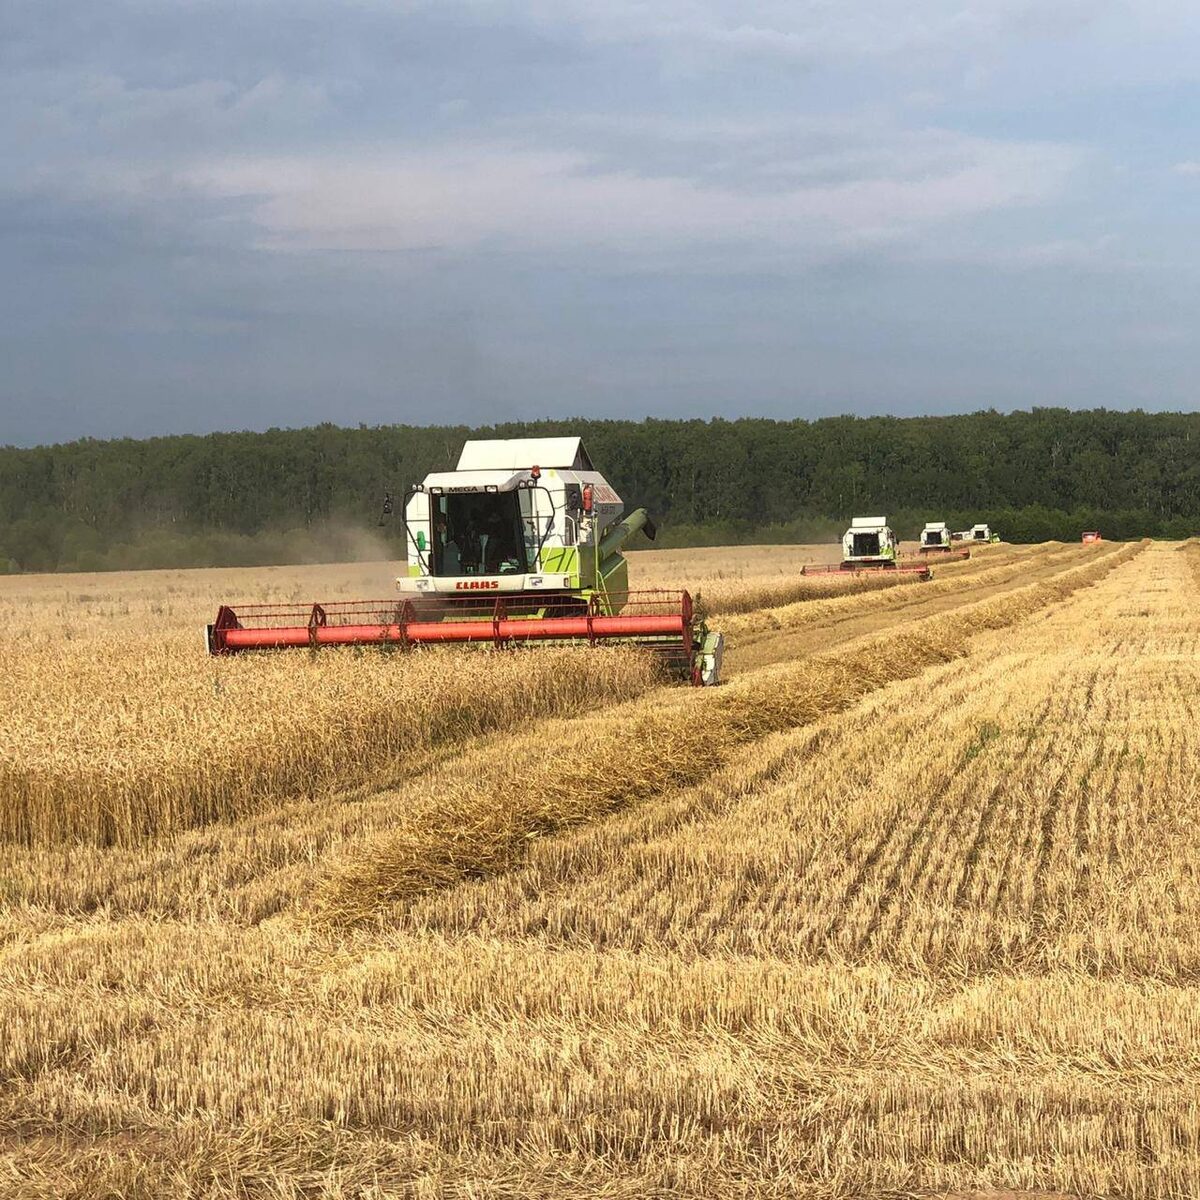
[
  {"left": 852, "top": 715, "right": 1017, "bottom": 956},
  {"left": 984, "top": 660, "right": 1108, "bottom": 933},
  {"left": 852, "top": 805, "right": 943, "bottom": 956},
  {"left": 906, "top": 715, "right": 1036, "bottom": 916},
  {"left": 1070, "top": 736, "right": 1113, "bottom": 908},
  {"left": 989, "top": 734, "right": 1076, "bottom": 956},
  {"left": 950, "top": 689, "right": 1056, "bottom": 916},
  {"left": 814, "top": 757, "right": 958, "bottom": 955},
  {"left": 1019, "top": 663, "right": 1102, "bottom": 936},
  {"left": 1026, "top": 758, "right": 1075, "bottom": 941},
  {"left": 949, "top": 777, "right": 1007, "bottom": 915}
]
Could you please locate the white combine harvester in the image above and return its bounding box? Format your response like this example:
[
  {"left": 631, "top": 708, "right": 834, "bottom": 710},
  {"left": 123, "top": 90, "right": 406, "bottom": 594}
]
[
  {"left": 968, "top": 523, "right": 998, "bottom": 543},
  {"left": 919, "top": 521, "right": 952, "bottom": 553},
  {"left": 207, "top": 436, "right": 725, "bottom": 686},
  {"left": 842, "top": 516, "right": 899, "bottom": 567},
  {"left": 803, "top": 516, "right": 929, "bottom": 578}
]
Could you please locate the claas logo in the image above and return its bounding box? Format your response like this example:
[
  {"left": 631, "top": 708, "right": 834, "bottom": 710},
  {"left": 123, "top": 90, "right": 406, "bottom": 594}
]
[{"left": 455, "top": 580, "right": 500, "bottom": 590}]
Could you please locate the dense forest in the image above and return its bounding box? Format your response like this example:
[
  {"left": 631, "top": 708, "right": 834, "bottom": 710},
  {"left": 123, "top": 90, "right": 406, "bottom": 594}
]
[{"left": 3, "top": 409, "right": 1199, "bottom": 572}]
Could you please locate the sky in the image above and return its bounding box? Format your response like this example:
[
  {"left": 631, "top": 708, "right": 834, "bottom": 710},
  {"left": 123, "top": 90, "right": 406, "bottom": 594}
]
[{"left": 3, "top": 1, "right": 1200, "bottom": 447}]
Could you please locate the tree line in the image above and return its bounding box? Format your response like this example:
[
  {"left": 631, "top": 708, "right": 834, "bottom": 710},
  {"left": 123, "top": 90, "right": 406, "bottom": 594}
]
[{"left": 3, "top": 408, "right": 1199, "bottom": 572}]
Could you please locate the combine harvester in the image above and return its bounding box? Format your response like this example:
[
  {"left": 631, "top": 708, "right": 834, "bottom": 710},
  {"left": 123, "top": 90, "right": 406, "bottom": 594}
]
[
  {"left": 917, "top": 521, "right": 970, "bottom": 560},
  {"left": 919, "top": 521, "right": 951, "bottom": 552},
  {"left": 967, "top": 523, "right": 999, "bottom": 544},
  {"left": 802, "top": 516, "right": 930, "bottom": 579},
  {"left": 207, "top": 437, "right": 724, "bottom": 685}
]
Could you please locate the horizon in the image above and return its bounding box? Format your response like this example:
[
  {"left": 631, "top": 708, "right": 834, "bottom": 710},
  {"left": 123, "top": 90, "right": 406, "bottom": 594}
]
[{"left": 2, "top": 401, "right": 1191, "bottom": 455}]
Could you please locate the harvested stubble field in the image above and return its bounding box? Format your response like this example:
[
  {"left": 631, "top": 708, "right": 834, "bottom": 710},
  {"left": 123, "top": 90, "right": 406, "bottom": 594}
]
[{"left": 4, "top": 536, "right": 1198, "bottom": 1199}]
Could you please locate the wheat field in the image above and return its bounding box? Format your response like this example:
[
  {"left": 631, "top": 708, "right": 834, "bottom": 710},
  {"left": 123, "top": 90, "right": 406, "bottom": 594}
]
[{"left": 7, "top": 536, "right": 1199, "bottom": 1199}]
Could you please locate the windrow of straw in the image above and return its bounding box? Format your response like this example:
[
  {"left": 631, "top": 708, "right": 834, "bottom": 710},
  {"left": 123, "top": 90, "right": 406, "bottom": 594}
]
[
  {"left": 685, "top": 540, "right": 1020, "bottom": 616},
  {"left": 718, "top": 539, "right": 1088, "bottom": 636},
  {"left": 315, "top": 541, "right": 1142, "bottom": 925},
  {"left": 698, "top": 567, "right": 913, "bottom": 615}
]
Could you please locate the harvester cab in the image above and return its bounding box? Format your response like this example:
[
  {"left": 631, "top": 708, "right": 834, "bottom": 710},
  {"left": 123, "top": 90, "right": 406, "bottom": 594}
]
[
  {"left": 841, "top": 517, "right": 898, "bottom": 568},
  {"left": 919, "top": 521, "right": 951, "bottom": 552},
  {"left": 206, "top": 437, "right": 724, "bottom": 686},
  {"left": 399, "top": 437, "right": 635, "bottom": 605}
]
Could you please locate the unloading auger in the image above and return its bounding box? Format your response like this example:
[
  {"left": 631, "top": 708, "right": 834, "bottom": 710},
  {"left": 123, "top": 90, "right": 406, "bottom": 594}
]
[{"left": 206, "top": 437, "right": 724, "bottom": 685}]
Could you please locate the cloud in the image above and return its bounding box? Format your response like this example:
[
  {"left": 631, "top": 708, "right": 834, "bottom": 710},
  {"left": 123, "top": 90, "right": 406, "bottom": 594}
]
[
  {"left": 489, "top": 0, "right": 1111, "bottom": 62},
  {"left": 20, "top": 122, "right": 1078, "bottom": 263},
  {"left": 0, "top": 67, "right": 334, "bottom": 164},
  {"left": 910, "top": 232, "right": 1137, "bottom": 274}
]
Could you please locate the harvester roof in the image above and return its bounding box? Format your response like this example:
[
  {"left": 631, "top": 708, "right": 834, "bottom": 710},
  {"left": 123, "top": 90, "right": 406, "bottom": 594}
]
[
  {"left": 850, "top": 516, "right": 888, "bottom": 529},
  {"left": 922, "top": 521, "right": 948, "bottom": 532},
  {"left": 457, "top": 437, "right": 594, "bottom": 472}
]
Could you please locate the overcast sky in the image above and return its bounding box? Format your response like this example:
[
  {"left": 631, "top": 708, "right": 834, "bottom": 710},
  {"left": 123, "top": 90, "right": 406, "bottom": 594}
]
[{"left": 3, "top": 1, "right": 1199, "bottom": 446}]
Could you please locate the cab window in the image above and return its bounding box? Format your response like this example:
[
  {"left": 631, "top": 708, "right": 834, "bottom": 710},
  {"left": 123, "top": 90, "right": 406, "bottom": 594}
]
[{"left": 431, "top": 493, "right": 531, "bottom": 577}]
